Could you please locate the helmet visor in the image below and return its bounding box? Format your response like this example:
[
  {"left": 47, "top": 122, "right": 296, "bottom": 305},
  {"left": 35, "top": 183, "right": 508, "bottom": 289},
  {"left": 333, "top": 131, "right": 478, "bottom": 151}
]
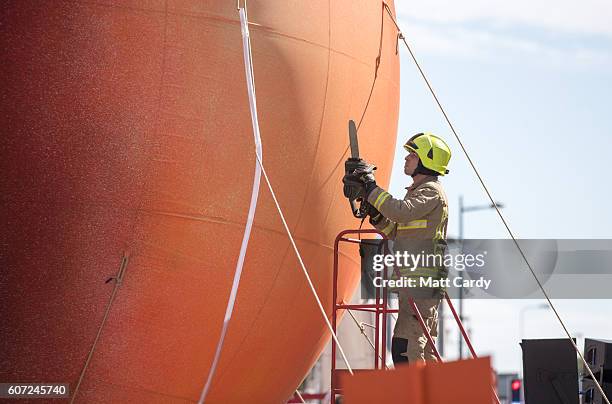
[{"left": 403, "top": 133, "right": 423, "bottom": 153}]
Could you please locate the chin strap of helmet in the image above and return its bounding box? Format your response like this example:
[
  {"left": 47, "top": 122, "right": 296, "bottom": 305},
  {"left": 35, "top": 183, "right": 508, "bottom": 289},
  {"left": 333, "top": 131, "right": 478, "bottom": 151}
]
[{"left": 412, "top": 159, "right": 440, "bottom": 177}]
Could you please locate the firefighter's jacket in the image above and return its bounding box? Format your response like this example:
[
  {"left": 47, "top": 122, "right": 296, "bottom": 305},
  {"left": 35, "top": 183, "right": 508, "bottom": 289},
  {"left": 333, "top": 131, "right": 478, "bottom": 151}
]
[{"left": 366, "top": 175, "right": 449, "bottom": 298}]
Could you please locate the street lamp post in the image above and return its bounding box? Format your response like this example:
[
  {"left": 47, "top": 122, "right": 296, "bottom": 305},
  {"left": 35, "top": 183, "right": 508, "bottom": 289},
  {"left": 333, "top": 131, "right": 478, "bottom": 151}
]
[
  {"left": 519, "top": 303, "right": 550, "bottom": 340},
  {"left": 456, "top": 195, "right": 504, "bottom": 359}
]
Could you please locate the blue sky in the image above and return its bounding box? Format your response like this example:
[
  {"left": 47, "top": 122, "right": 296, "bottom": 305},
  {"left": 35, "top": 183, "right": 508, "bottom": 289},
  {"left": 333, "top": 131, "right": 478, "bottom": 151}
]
[{"left": 391, "top": 0, "right": 612, "bottom": 373}]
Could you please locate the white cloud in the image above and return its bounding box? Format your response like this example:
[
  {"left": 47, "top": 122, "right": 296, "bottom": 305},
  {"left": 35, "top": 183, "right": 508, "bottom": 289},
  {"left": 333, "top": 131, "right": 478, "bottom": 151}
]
[
  {"left": 395, "top": 0, "right": 612, "bottom": 69},
  {"left": 403, "top": 24, "right": 542, "bottom": 56},
  {"left": 396, "top": 0, "right": 612, "bottom": 37}
]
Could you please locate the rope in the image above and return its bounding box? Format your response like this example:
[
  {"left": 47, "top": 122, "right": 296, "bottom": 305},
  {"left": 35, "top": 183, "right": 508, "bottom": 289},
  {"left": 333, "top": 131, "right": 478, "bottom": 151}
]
[
  {"left": 201, "top": 8, "right": 355, "bottom": 401},
  {"left": 199, "top": 5, "right": 263, "bottom": 402},
  {"left": 383, "top": 5, "right": 610, "bottom": 403},
  {"left": 254, "top": 152, "right": 354, "bottom": 375},
  {"left": 71, "top": 254, "right": 129, "bottom": 403},
  {"left": 294, "top": 389, "right": 306, "bottom": 403},
  {"left": 356, "top": 1, "right": 387, "bottom": 131},
  {"left": 346, "top": 309, "right": 391, "bottom": 370},
  {"left": 320, "top": 1, "right": 396, "bottom": 189}
]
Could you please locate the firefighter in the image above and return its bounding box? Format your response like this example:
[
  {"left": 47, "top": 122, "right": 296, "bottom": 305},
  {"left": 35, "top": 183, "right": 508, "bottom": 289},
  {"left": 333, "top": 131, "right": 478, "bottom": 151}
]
[{"left": 343, "top": 133, "right": 451, "bottom": 364}]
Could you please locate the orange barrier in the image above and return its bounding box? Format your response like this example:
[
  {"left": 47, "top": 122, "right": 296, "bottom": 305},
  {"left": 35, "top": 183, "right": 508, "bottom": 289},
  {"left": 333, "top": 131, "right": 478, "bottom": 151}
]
[
  {"left": 342, "top": 357, "right": 494, "bottom": 404},
  {"left": 331, "top": 231, "right": 500, "bottom": 404}
]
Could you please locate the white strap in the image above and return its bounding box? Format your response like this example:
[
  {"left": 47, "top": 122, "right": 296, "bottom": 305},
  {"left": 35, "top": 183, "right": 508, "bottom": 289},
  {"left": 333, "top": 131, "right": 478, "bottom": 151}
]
[
  {"left": 199, "top": 8, "right": 262, "bottom": 403},
  {"left": 200, "top": 7, "right": 354, "bottom": 402}
]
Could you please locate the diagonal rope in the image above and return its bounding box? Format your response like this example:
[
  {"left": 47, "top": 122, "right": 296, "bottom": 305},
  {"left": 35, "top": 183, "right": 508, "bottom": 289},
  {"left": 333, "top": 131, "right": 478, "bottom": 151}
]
[
  {"left": 201, "top": 5, "right": 354, "bottom": 402},
  {"left": 254, "top": 152, "right": 354, "bottom": 375},
  {"left": 382, "top": 4, "right": 610, "bottom": 403},
  {"left": 294, "top": 389, "right": 306, "bottom": 403},
  {"left": 346, "top": 309, "right": 391, "bottom": 370},
  {"left": 356, "top": 0, "right": 387, "bottom": 131},
  {"left": 319, "top": 1, "right": 396, "bottom": 189},
  {"left": 70, "top": 254, "right": 129, "bottom": 403}
]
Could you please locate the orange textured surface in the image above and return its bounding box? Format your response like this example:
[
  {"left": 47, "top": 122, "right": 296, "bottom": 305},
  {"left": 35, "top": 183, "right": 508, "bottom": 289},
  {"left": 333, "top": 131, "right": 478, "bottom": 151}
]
[
  {"left": 424, "top": 357, "right": 494, "bottom": 403},
  {"left": 0, "top": 1, "right": 399, "bottom": 402},
  {"left": 341, "top": 366, "right": 425, "bottom": 404},
  {"left": 342, "top": 358, "right": 493, "bottom": 404}
]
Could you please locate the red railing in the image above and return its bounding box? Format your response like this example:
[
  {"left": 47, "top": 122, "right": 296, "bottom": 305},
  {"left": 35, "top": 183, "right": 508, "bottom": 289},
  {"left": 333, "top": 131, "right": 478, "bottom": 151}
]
[{"left": 329, "top": 229, "right": 500, "bottom": 404}]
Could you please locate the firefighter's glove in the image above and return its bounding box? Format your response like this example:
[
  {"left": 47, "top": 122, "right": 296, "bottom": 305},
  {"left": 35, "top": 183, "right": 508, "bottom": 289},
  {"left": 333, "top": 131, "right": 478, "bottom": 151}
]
[
  {"left": 344, "top": 158, "right": 369, "bottom": 177},
  {"left": 352, "top": 165, "right": 377, "bottom": 198},
  {"left": 343, "top": 158, "right": 367, "bottom": 200},
  {"left": 343, "top": 158, "right": 377, "bottom": 200},
  {"left": 342, "top": 172, "right": 377, "bottom": 202},
  {"left": 367, "top": 203, "right": 384, "bottom": 226},
  {"left": 343, "top": 173, "right": 367, "bottom": 201}
]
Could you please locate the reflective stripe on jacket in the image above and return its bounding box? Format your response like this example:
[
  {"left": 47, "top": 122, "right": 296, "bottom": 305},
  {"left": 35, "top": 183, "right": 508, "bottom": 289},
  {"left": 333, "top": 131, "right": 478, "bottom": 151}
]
[{"left": 367, "top": 175, "right": 449, "bottom": 296}]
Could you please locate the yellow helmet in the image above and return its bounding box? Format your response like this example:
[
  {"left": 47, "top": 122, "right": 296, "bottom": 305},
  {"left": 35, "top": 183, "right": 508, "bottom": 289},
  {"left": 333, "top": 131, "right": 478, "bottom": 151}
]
[{"left": 403, "top": 133, "right": 451, "bottom": 175}]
